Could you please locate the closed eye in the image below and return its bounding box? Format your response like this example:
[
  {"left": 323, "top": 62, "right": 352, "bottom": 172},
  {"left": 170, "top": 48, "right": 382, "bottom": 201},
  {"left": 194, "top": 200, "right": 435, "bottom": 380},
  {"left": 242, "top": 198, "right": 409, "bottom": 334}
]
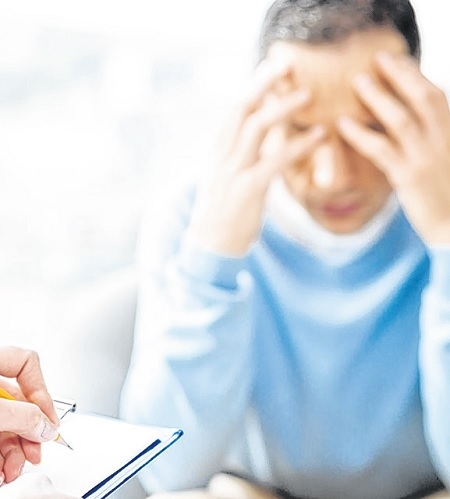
[{"left": 288, "top": 122, "right": 311, "bottom": 134}]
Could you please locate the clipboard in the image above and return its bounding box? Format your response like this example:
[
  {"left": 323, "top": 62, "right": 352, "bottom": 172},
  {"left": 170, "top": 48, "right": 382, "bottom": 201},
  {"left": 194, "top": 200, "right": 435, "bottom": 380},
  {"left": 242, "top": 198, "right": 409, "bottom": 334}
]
[{"left": 25, "top": 399, "right": 183, "bottom": 499}]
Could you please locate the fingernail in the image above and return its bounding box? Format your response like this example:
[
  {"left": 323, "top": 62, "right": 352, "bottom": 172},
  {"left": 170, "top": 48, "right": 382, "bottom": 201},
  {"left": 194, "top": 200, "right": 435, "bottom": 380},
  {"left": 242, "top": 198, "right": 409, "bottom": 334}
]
[
  {"left": 16, "top": 464, "right": 24, "bottom": 477},
  {"left": 0, "top": 471, "right": 4, "bottom": 485},
  {"left": 40, "top": 418, "right": 59, "bottom": 441}
]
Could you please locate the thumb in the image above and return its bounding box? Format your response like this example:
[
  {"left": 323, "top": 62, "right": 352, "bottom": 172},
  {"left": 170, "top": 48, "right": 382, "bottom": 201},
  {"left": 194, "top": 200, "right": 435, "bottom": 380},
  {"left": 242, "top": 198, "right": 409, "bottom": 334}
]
[{"left": 0, "top": 399, "right": 59, "bottom": 442}]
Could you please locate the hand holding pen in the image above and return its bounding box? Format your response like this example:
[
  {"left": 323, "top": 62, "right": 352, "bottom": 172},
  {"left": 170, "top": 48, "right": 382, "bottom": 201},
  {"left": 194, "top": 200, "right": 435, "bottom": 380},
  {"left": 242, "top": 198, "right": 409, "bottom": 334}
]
[{"left": 0, "top": 346, "right": 72, "bottom": 484}]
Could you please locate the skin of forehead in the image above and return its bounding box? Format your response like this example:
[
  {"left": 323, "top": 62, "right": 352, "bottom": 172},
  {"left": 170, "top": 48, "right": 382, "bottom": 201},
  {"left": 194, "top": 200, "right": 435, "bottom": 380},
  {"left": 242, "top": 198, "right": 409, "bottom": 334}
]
[{"left": 266, "top": 28, "right": 409, "bottom": 124}]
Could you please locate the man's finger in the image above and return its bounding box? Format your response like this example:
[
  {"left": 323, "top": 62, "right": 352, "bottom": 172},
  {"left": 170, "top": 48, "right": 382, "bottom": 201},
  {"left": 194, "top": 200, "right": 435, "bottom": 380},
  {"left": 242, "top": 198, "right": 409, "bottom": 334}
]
[
  {"left": 21, "top": 438, "right": 41, "bottom": 465},
  {"left": 374, "top": 52, "right": 450, "bottom": 132},
  {"left": 0, "top": 399, "right": 59, "bottom": 443},
  {"left": 0, "top": 379, "right": 25, "bottom": 401},
  {"left": 259, "top": 125, "right": 326, "bottom": 181},
  {"left": 0, "top": 433, "right": 26, "bottom": 483},
  {"left": 337, "top": 116, "right": 399, "bottom": 179},
  {"left": 236, "top": 88, "right": 311, "bottom": 169},
  {"left": 242, "top": 58, "right": 296, "bottom": 115},
  {"left": 0, "top": 346, "right": 58, "bottom": 425},
  {"left": 352, "top": 72, "right": 420, "bottom": 152},
  {"left": 220, "top": 59, "right": 297, "bottom": 155}
]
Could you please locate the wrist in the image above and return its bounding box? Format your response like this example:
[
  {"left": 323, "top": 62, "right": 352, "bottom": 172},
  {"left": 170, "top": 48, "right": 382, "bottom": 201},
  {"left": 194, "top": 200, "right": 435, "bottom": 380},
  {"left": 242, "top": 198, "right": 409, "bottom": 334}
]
[{"left": 179, "top": 231, "right": 248, "bottom": 289}]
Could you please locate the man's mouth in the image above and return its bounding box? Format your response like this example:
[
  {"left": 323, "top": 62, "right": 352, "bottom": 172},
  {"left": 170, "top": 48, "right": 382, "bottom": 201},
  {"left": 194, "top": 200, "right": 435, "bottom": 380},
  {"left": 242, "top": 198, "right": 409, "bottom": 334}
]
[{"left": 315, "top": 199, "right": 362, "bottom": 218}]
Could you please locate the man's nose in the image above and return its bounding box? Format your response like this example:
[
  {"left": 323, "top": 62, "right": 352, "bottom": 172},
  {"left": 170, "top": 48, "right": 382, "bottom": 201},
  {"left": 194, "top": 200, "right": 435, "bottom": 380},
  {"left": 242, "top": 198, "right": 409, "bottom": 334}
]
[{"left": 310, "top": 140, "right": 355, "bottom": 192}]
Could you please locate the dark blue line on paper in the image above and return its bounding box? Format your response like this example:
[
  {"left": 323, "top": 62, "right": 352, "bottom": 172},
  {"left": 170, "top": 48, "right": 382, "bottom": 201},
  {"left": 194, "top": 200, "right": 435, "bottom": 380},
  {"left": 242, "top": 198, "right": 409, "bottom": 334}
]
[{"left": 83, "top": 429, "right": 184, "bottom": 499}]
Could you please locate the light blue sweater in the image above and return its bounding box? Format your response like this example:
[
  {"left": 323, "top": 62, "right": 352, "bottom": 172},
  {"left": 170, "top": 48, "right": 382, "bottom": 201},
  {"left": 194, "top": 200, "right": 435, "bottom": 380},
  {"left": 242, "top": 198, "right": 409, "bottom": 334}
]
[{"left": 120, "top": 186, "right": 450, "bottom": 499}]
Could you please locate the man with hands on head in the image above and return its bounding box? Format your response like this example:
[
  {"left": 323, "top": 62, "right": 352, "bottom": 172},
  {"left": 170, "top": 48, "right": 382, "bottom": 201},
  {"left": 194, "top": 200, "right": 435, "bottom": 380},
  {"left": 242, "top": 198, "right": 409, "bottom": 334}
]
[
  {"left": 0, "top": 346, "right": 77, "bottom": 498},
  {"left": 121, "top": 0, "right": 450, "bottom": 498}
]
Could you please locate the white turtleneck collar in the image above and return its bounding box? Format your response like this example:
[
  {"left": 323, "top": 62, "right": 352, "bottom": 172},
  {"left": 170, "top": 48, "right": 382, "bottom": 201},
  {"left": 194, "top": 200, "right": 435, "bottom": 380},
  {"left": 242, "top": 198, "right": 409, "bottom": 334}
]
[{"left": 265, "top": 178, "right": 399, "bottom": 266}]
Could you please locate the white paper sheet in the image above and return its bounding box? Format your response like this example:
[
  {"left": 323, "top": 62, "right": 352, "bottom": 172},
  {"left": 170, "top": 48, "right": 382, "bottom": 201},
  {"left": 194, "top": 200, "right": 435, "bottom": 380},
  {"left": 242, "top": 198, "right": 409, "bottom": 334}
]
[{"left": 25, "top": 412, "right": 183, "bottom": 498}]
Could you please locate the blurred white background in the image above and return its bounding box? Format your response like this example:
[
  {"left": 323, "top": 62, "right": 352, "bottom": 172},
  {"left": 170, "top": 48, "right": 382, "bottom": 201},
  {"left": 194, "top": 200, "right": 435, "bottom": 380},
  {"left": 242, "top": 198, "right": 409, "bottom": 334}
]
[{"left": 0, "top": 0, "right": 448, "bottom": 386}]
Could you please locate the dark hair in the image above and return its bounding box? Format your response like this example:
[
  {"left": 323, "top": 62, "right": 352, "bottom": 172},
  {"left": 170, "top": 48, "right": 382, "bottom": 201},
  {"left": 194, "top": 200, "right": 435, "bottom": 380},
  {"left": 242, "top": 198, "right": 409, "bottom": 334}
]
[{"left": 259, "top": 0, "right": 420, "bottom": 61}]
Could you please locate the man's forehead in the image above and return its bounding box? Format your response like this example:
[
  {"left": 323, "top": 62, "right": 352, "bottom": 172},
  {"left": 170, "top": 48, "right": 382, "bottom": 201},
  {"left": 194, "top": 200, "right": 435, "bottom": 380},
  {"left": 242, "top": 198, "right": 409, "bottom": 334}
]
[
  {"left": 266, "top": 29, "right": 408, "bottom": 120},
  {"left": 266, "top": 28, "right": 408, "bottom": 84}
]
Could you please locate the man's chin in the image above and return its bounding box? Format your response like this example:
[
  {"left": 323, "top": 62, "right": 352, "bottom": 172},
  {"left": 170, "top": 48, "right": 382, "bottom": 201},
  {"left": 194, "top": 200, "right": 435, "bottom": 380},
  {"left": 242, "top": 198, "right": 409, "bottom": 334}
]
[{"left": 311, "top": 214, "right": 371, "bottom": 235}]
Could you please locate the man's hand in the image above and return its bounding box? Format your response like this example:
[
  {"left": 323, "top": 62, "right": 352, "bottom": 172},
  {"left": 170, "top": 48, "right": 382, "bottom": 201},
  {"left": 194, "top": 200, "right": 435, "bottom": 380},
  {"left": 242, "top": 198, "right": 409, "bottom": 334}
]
[
  {"left": 188, "top": 59, "right": 325, "bottom": 256},
  {"left": 0, "top": 347, "right": 60, "bottom": 483},
  {"left": 338, "top": 51, "right": 450, "bottom": 245}
]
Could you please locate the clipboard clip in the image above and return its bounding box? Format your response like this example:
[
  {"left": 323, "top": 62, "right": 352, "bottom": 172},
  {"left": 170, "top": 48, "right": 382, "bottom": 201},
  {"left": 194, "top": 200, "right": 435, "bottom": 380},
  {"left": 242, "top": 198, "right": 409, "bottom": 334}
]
[{"left": 53, "top": 397, "right": 77, "bottom": 420}]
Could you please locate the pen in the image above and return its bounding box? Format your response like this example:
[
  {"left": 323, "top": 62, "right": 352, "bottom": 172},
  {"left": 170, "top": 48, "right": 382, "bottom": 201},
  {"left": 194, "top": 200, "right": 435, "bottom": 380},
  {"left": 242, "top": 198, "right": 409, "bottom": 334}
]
[{"left": 0, "top": 386, "right": 73, "bottom": 450}]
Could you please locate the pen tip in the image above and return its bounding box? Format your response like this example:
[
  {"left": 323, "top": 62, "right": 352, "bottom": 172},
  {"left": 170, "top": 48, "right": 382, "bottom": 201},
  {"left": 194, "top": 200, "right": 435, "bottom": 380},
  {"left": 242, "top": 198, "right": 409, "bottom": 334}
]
[{"left": 55, "top": 433, "right": 73, "bottom": 451}]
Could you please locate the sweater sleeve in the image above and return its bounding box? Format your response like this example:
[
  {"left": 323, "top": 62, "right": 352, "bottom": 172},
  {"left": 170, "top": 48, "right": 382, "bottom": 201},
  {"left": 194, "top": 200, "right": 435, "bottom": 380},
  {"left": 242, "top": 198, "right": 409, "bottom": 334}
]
[
  {"left": 419, "top": 247, "right": 450, "bottom": 488},
  {"left": 119, "top": 186, "right": 255, "bottom": 492}
]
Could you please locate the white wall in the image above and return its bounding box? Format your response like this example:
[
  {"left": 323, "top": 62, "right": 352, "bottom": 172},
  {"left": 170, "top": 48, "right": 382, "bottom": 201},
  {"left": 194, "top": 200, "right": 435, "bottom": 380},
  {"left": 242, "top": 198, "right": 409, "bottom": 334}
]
[{"left": 412, "top": 0, "right": 450, "bottom": 94}]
